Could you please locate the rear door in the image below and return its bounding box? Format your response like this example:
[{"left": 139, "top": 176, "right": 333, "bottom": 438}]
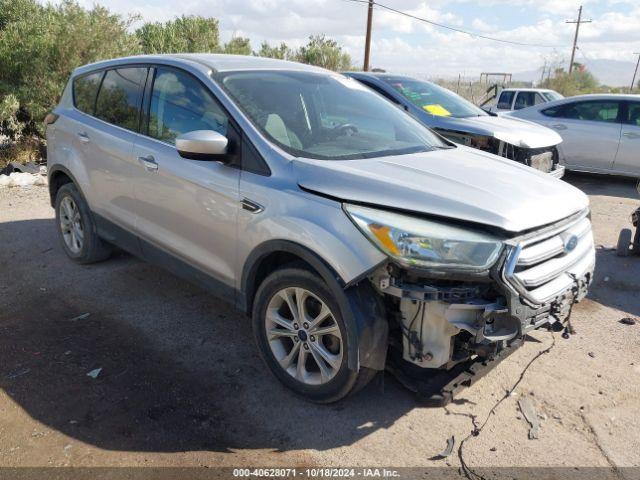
[
  {"left": 541, "top": 99, "right": 622, "bottom": 172},
  {"left": 77, "top": 66, "right": 148, "bottom": 231},
  {"left": 132, "top": 66, "right": 240, "bottom": 292},
  {"left": 612, "top": 101, "right": 640, "bottom": 176}
]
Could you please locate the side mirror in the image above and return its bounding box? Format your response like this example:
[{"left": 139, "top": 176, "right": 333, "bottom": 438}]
[{"left": 176, "top": 130, "right": 229, "bottom": 161}]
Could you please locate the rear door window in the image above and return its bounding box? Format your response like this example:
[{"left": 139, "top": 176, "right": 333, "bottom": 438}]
[
  {"left": 73, "top": 71, "right": 104, "bottom": 115},
  {"left": 95, "top": 67, "right": 147, "bottom": 131},
  {"left": 497, "top": 91, "right": 514, "bottom": 109}
]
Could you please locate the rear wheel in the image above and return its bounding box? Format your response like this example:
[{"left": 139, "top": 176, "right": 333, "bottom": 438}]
[
  {"left": 617, "top": 228, "right": 633, "bottom": 257},
  {"left": 252, "top": 268, "right": 376, "bottom": 403},
  {"left": 54, "top": 183, "right": 112, "bottom": 264}
]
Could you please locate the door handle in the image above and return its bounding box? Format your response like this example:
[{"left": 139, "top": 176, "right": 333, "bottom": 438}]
[
  {"left": 138, "top": 155, "right": 158, "bottom": 171},
  {"left": 550, "top": 124, "right": 567, "bottom": 130},
  {"left": 77, "top": 132, "right": 90, "bottom": 143},
  {"left": 240, "top": 198, "right": 264, "bottom": 214},
  {"left": 623, "top": 131, "right": 640, "bottom": 139}
]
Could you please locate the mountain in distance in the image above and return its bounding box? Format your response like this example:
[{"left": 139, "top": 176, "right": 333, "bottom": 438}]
[{"left": 512, "top": 58, "right": 637, "bottom": 87}]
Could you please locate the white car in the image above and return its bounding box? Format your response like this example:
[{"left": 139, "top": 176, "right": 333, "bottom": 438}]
[
  {"left": 508, "top": 94, "right": 640, "bottom": 177},
  {"left": 487, "top": 88, "right": 563, "bottom": 114}
]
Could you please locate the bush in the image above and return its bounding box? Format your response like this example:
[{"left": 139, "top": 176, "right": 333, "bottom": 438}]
[{"left": 136, "top": 16, "right": 221, "bottom": 54}]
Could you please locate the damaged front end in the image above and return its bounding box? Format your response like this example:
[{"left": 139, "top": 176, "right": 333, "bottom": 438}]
[{"left": 356, "top": 210, "right": 595, "bottom": 405}]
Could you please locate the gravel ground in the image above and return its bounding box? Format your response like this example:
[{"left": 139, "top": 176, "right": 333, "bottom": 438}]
[{"left": 0, "top": 172, "right": 639, "bottom": 472}]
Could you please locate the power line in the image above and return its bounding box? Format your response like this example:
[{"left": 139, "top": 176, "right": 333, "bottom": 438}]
[{"left": 343, "top": 0, "right": 562, "bottom": 48}]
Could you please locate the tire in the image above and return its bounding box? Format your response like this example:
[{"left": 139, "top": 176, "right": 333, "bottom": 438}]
[
  {"left": 54, "top": 183, "right": 112, "bottom": 264},
  {"left": 617, "top": 228, "right": 633, "bottom": 257},
  {"left": 252, "top": 267, "right": 377, "bottom": 403}
]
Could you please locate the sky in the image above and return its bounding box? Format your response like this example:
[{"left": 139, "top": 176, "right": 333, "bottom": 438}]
[{"left": 50, "top": 0, "right": 640, "bottom": 80}]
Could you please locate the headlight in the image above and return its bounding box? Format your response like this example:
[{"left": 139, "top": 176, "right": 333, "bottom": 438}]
[{"left": 345, "top": 204, "right": 503, "bottom": 270}]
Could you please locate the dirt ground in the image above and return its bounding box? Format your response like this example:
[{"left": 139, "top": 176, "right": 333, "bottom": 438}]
[{"left": 0, "top": 172, "right": 639, "bottom": 473}]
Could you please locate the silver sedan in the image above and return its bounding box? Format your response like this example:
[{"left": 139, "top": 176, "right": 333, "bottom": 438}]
[{"left": 508, "top": 94, "right": 640, "bottom": 177}]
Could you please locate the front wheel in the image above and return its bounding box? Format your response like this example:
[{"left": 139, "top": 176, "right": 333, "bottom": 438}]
[{"left": 252, "top": 268, "right": 376, "bottom": 403}]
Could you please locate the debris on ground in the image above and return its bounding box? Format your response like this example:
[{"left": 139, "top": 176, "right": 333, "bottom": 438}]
[
  {"left": 0, "top": 171, "right": 47, "bottom": 188},
  {"left": 518, "top": 396, "right": 540, "bottom": 439},
  {"left": 489, "top": 446, "right": 497, "bottom": 452},
  {"left": 430, "top": 435, "right": 455, "bottom": 460},
  {"left": 588, "top": 352, "right": 596, "bottom": 358},
  {"left": 620, "top": 317, "right": 637, "bottom": 326},
  {"left": 86, "top": 368, "right": 102, "bottom": 379},
  {"left": 69, "top": 313, "right": 90, "bottom": 322}
]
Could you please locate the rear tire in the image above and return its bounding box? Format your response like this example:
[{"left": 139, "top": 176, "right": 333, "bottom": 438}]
[
  {"left": 617, "top": 228, "right": 633, "bottom": 257},
  {"left": 252, "top": 267, "right": 376, "bottom": 403},
  {"left": 54, "top": 183, "right": 112, "bottom": 264}
]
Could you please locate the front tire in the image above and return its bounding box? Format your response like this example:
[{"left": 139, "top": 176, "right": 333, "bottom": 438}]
[
  {"left": 252, "top": 268, "right": 376, "bottom": 403},
  {"left": 54, "top": 183, "right": 112, "bottom": 264}
]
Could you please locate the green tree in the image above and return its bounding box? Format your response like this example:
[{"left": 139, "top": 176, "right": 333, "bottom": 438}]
[
  {"left": 0, "top": 0, "right": 138, "bottom": 136},
  {"left": 295, "top": 35, "right": 352, "bottom": 71},
  {"left": 224, "top": 36, "right": 252, "bottom": 55},
  {"left": 255, "top": 41, "right": 293, "bottom": 60},
  {"left": 136, "top": 16, "right": 221, "bottom": 54},
  {"left": 540, "top": 68, "right": 599, "bottom": 96}
]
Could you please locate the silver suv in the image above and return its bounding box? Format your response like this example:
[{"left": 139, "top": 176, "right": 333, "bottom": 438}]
[{"left": 46, "top": 55, "right": 595, "bottom": 404}]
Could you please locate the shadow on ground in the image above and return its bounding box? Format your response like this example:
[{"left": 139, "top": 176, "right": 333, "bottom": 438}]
[
  {"left": 0, "top": 218, "right": 419, "bottom": 454},
  {"left": 564, "top": 171, "right": 638, "bottom": 200}
]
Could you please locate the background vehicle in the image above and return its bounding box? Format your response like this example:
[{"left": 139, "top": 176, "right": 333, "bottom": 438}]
[
  {"left": 47, "top": 55, "right": 594, "bottom": 404},
  {"left": 345, "top": 72, "right": 565, "bottom": 177},
  {"left": 508, "top": 94, "right": 640, "bottom": 178},
  {"left": 486, "top": 88, "right": 563, "bottom": 114}
]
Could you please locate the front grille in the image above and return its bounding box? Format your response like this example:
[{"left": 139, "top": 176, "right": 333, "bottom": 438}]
[{"left": 503, "top": 214, "right": 595, "bottom": 305}]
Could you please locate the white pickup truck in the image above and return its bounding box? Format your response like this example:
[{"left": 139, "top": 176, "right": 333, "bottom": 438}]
[{"left": 486, "top": 88, "right": 564, "bottom": 114}]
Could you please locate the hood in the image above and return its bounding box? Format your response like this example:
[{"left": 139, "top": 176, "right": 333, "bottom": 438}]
[
  {"left": 294, "top": 146, "right": 588, "bottom": 234},
  {"left": 423, "top": 113, "right": 562, "bottom": 149}
]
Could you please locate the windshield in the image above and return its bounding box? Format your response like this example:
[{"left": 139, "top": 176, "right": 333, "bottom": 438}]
[
  {"left": 382, "top": 76, "right": 487, "bottom": 118},
  {"left": 216, "top": 71, "right": 447, "bottom": 160},
  {"left": 542, "top": 91, "right": 564, "bottom": 102}
]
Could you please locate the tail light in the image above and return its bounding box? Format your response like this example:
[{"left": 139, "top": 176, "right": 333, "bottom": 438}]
[{"left": 44, "top": 113, "right": 59, "bottom": 125}]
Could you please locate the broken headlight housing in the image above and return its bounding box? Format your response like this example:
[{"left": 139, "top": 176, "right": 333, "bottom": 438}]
[{"left": 345, "top": 204, "right": 503, "bottom": 270}]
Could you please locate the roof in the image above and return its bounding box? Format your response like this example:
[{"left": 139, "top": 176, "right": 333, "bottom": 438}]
[
  {"left": 501, "top": 88, "right": 557, "bottom": 93},
  {"left": 73, "top": 53, "right": 328, "bottom": 76},
  {"left": 560, "top": 93, "right": 640, "bottom": 101}
]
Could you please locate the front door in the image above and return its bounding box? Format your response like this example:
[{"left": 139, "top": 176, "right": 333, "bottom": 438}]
[{"left": 132, "top": 66, "right": 240, "bottom": 292}]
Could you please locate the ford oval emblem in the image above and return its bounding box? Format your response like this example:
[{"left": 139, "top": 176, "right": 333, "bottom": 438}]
[{"left": 564, "top": 235, "right": 578, "bottom": 253}]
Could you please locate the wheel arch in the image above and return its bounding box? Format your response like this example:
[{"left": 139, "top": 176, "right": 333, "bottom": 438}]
[
  {"left": 241, "top": 240, "right": 388, "bottom": 371},
  {"left": 48, "top": 165, "right": 84, "bottom": 207}
]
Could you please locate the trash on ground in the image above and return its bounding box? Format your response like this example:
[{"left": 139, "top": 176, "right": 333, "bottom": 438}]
[
  {"left": 430, "top": 435, "right": 455, "bottom": 460},
  {"left": 619, "top": 317, "right": 637, "bottom": 325},
  {"left": 69, "top": 313, "right": 90, "bottom": 321},
  {"left": 518, "top": 396, "right": 540, "bottom": 439},
  {"left": 0, "top": 172, "right": 46, "bottom": 188},
  {"left": 0, "top": 161, "right": 41, "bottom": 175},
  {"left": 588, "top": 351, "right": 596, "bottom": 358},
  {"left": 86, "top": 368, "right": 102, "bottom": 379}
]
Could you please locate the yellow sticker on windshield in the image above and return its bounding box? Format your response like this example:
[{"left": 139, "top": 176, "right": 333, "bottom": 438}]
[{"left": 423, "top": 104, "right": 451, "bottom": 116}]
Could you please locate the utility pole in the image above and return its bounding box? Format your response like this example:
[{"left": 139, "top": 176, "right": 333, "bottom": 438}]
[
  {"left": 566, "top": 6, "right": 591, "bottom": 74},
  {"left": 631, "top": 53, "right": 640, "bottom": 93},
  {"left": 363, "top": 0, "right": 374, "bottom": 71},
  {"left": 539, "top": 59, "right": 547, "bottom": 85}
]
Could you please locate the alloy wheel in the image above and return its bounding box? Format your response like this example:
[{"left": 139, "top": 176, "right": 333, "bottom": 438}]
[
  {"left": 59, "top": 196, "right": 84, "bottom": 254},
  {"left": 265, "top": 287, "right": 343, "bottom": 385}
]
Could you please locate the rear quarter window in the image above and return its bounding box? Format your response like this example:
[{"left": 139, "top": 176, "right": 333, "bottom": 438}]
[
  {"left": 497, "top": 91, "right": 514, "bottom": 109},
  {"left": 73, "top": 71, "right": 104, "bottom": 114}
]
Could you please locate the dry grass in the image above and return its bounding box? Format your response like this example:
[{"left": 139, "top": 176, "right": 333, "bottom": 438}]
[{"left": 0, "top": 137, "right": 43, "bottom": 170}]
